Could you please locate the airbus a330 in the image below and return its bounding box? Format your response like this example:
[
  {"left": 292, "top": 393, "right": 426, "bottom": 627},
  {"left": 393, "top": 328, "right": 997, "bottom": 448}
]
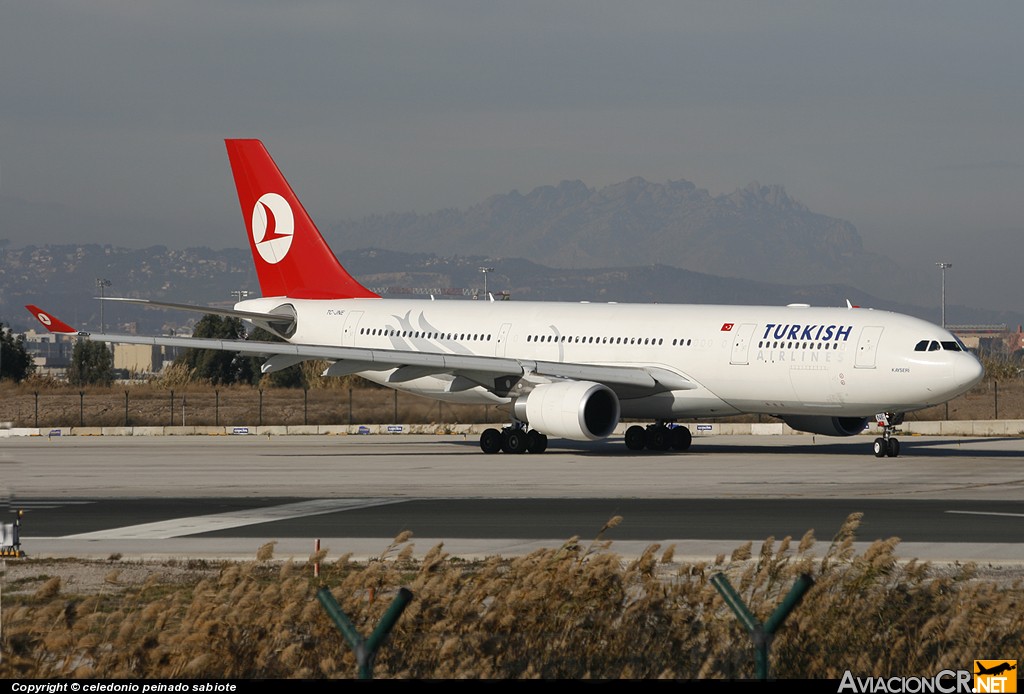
[{"left": 28, "top": 140, "right": 984, "bottom": 457}]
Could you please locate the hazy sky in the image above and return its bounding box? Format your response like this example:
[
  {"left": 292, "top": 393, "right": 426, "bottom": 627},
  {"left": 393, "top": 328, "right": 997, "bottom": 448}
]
[{"left": 2, "top": 2, "right": 1022, "bottom": 311}]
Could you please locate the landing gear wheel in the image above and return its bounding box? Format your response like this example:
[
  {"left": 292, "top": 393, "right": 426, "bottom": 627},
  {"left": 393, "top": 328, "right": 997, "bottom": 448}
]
[
  {"left": 873, "top": 437, "right": 887, "bottom": 458},
  {"left": 888, "top": 438, "right": 900, "bottom": 458},
  {"left": 648, "top": 426, "right": 671, "bottom": 451},
  {"left": 671, "top": 426, "right": 692, "bottom": 451},
  {"left": 526, "top": 430, "right": 548, "bottom": 454},
  {"left": 502, "top": 429, "right": 526, "bottom": 454},
  {"left": 480, "top": 428, "right": 502, "bottom": 454},
  {"left": 624, "top": 425, "right": 646, "bottom": 451}
]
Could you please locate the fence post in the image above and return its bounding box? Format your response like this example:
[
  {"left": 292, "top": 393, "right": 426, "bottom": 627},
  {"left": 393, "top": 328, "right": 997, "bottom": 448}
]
[
  {"left": 994, "top": 380, "right": 999, "bottom": 419},
  {"left": 259, "top": 389, "right": 263, "bottom": 426},
  {"left": 124, "top": 390, "right": 129, "bottom": 426},
  {"left": 169, "top": 390, "right": 174, "bottom": 426},
  {"left": 304, "top": 388, "right": 308, "bottom": 425},
  {"left": 393, "top": 389, "right": 398, "bottom": 424},
  {"left": 215, "top": 389, "right": 219, "bottom": 427},
  {"left": 79, "top": 391, "right": 84, "bottom": 427},
  {"left": 34, "top": 391, "right": 38, "bottom": 428},
  {"left": 348, "top": 388, "right": 353, "bottom": 425}
]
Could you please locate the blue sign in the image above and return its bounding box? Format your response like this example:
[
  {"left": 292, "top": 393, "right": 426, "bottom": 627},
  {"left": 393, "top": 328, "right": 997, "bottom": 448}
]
[
  {"left": 48, "top": 429, "right": 62, "bottom": 437},
  {"left": 232, "top": 427, "right": 250, "bottom": 435},
  {"left": 696, "top": 424, "right": 713, "bottom": 431},
  {"left": 357, "top": 426, "right": 371, "bottom": 434},
  {"left": 386, "top": 425, "right": 403, "bottom": 433}
]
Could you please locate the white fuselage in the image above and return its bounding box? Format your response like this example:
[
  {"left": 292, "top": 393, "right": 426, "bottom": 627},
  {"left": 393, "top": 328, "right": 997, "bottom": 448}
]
[{"left": 239, "top": 296, "right": 984, "bottom": 420}]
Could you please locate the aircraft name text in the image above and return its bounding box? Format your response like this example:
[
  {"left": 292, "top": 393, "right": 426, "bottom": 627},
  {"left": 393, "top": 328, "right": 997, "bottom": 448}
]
[{"left": 761, "top": 323, "right": 853, "bottom": 342}]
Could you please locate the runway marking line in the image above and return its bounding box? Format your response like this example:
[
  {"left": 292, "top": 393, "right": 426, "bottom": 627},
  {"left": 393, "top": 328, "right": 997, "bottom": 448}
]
[
  {"left": 946, "top": 510, "right": 1024, "bottom": 519},
  {"left": 63, "top": 498, "right": 408, "bottom": 540}
]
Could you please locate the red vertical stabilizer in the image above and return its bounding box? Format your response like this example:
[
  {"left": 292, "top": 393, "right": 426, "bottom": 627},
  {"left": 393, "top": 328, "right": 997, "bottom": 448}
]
[{"left": 225, "top": 139, "right": 379, "bottom": 300}]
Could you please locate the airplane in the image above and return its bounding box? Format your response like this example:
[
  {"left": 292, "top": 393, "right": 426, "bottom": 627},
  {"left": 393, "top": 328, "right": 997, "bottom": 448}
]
[
  {"left": 975, "top": 662, "right": 1016, "bottom": 677},
  {"left": 27, "top": 139, "right": 985, "bottom": 457}
]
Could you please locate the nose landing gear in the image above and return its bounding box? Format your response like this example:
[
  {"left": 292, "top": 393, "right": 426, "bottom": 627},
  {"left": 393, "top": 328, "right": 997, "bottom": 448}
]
[{"left": 872, "top": 412, "right": 904, "bottom": 458}]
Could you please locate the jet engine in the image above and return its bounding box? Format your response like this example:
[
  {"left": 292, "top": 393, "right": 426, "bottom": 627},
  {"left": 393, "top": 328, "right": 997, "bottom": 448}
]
[
  {"left": 513, "top": 381, "right": 620, "bottom": 441},
  {"left": 779, "top": 415, "right": 870, "bottom": 437}
]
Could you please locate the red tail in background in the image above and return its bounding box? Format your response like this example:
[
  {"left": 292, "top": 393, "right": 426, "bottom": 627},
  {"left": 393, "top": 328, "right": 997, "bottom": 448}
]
[
  {"left": 225, "top": 139, "right": 379, "bottom": 300},
  {"left": 25, "top": 305, "right": 78, "bottom": 334}
]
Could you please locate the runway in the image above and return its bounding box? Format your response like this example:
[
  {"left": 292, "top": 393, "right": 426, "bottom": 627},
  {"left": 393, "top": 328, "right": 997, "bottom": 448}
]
[{"left": 2, "top": 433, "right": 1023, "bottom": 563}]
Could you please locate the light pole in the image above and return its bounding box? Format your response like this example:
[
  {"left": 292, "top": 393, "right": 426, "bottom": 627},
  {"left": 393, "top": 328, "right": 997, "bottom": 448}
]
[
  {"left": 479, "top": 266, "right": 495, "bottom": 298},
  {"left": 96, "top": 278, "right": 111, "bottom": 332},
  {"left": 231, "top": 290, "right": 251, "bottom": 303},
  {"left": 935, "top": 262, "right": 952, "bottom": 328}
]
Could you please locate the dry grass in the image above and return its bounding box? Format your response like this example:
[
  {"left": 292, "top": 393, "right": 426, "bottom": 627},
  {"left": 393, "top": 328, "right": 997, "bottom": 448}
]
[{"left": 1, "top": 515, "right": 1020, "bottom": 679}]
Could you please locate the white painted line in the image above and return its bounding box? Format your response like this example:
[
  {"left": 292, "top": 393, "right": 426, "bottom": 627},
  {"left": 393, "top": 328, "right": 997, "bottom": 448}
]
[
  {"left": 946, "top": 510, "right": 1024, "bottom": 519},
  {"left": 65, "top": 498, "right": 408, "bottom": 540}
]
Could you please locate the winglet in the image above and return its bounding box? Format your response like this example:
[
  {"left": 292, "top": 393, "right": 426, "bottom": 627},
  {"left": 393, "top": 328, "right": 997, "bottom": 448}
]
[{"left": 25, "top": 305, "right": 80, "bottom": 334}]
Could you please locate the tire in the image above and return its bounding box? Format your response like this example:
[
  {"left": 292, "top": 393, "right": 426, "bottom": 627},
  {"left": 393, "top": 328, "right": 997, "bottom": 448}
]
[
  {"left": 502, "top": 430, "right": 526, "bottom": 454},
  {"left": 670, "top": 426, "right": 692, "bottom": 451},
  {"left": 873, "top": 438, "right": 887, "bottom": 458},
  {"left": 526, "top": 430, "right": 548, "bottom": 454},
  {"left": 648, "top": 426, "right": 670, "bottom": 451},
  {"left": 624, "top": 425, "right": 646, "bottom": 451},
  {"left": 888, "top": 438, "right": 900, "bottom": 458},
  {"left": 480, "top": 428, "right": 502, "bottom": 454}
]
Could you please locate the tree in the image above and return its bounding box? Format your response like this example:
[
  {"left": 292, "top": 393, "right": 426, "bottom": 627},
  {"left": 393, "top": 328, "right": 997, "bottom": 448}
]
[
  {"left": 245, "top": 327, "right": 306, "bottom": 388},
  {"left": 68, "top": 339, "right": 114, "bottom": 386},
  {"left": 175, "top": 315, "right": 255, "bottom": 385},
  {"left": 0, "top": 322, "right": 35, "bottom": 383}
]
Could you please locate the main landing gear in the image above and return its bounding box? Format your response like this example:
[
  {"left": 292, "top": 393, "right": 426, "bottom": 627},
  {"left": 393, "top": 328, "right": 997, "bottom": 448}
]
[
  {"left": 480, "top": 425, "right": 548, "bottom": 454},
  {"left": 872, "top": 412, "right": 904, "bottom": 458},
  {"left": 624, "top": 422, "right": 692, "bottom": 452}
]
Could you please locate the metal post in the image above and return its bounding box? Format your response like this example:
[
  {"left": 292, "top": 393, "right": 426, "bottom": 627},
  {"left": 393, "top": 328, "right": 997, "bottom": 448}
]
[
  {"left": 96, "top": 278, "right": 111, "bottom": 333},
  {"left": 169, "top": 390, "right": 174, "bottom": 426},
  {"left": 994, "top": 380, "right": 999, "bottom": 419},
  {"left": 711, "top": 572, "right": 814, "bottom": 680},
  {"left": 348, "top": 388, "right": 353, "bottom": 425},
  {"left": 304, "top": 388, "right": 308, "bottom": 425},
  {"left": 259, "top": 389, "right": 263, "bottom": 427},
  {"left": 393, "top": 389, "right": 398, "bottom": 424},
  {"left": 215, "top": 390, "right": 219, "bottom": 427},
  {"left": 124, "top": 390, "right": 129, "bottom": 426},
  {"left": 34, "top": 391, "right": 38, "bottom": 428},
  {"left": 317, "top": 586, "right": 413, "bottom": 679},
  {"left": 79, "top": 391, "right": 84, "bottom": 427},
  {"left": 936, "top": 262, "right": 952, "bottom": 328}
]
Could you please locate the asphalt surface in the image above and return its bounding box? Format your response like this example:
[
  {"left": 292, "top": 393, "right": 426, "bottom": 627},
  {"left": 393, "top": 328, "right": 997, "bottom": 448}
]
[{"left": 2, "top": 433, "right": 1022, "bottom": 562}]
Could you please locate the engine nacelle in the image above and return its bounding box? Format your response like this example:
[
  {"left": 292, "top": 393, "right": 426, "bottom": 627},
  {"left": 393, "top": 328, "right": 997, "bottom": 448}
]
[
  {"left": 513, "top": 381, "right": 620, "bottom": 441},
  {"left": 780, "top": 415, "right": 870, "bottom": 437}
]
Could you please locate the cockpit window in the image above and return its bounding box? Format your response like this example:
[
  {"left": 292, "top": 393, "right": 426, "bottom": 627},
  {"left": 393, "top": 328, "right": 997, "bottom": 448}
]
[
  {"left": 914, "top": 340, "right": 929, "bottom": 351},
  {"left": 928, "top": 341, "right": 940, "bottom": 351},
  {"left": 941, "top": 341, "right": 962, "bottom": 352}
]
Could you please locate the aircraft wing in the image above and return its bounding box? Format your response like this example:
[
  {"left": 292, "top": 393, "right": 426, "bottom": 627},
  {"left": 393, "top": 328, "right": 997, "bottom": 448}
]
[{"left": 75, "top": 331, "right": 697, "bottom": 394}]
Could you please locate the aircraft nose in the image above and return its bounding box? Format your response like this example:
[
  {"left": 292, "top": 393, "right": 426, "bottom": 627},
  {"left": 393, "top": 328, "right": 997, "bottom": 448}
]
[{"left": 956, "top": 354, "right": 985, "bottom": 389}]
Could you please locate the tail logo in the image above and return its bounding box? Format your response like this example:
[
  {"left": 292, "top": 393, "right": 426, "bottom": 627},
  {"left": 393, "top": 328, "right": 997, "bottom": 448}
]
[
  {"left": 251, "top": 193, "right": 294, "bottom": 264},
  {"left": 37, "top": 312, "right": 52, "bottom": 327}
]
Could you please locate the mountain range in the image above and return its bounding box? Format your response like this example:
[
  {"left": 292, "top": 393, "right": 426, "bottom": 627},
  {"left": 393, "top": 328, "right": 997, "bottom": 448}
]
[{"left": 2, "top": 176, "right": 1021, "bottom": 335}]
